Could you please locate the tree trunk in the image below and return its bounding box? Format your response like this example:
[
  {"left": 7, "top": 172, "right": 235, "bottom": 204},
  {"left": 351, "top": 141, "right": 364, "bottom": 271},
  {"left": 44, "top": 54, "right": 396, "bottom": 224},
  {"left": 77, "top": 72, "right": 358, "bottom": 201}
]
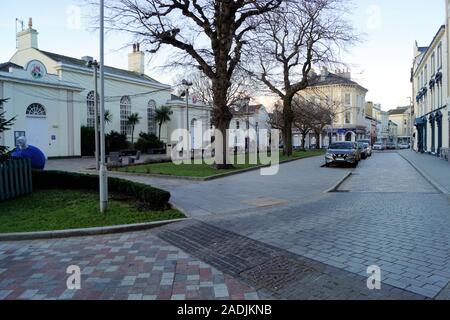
[
  {"left": 282, "top": 96, "right": 294, "bottom": 156},
  {"left": 301, "top": 133, "right": 306, "bottom": 150},
  {"left": 211, "top": 77, "right": 233, "bottom": 169},
  {"left": 158, "top": 122, "right": 162, "bottom": 141},
  {"left": 315, "top": 131, "right": 321, "bottom": 149},
  {"left": 131, "top": 126, "right": 135, "bottom": 144}
]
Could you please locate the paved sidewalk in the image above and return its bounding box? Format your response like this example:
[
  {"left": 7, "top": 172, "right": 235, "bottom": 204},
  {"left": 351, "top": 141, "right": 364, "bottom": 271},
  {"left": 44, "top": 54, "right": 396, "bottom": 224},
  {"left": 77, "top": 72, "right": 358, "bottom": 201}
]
[
  {"left": 398, "top": 150, "right": 450, "bottom": 193},
  {"left": 0, "top": 230, "right": 259, "bottom": 300}
]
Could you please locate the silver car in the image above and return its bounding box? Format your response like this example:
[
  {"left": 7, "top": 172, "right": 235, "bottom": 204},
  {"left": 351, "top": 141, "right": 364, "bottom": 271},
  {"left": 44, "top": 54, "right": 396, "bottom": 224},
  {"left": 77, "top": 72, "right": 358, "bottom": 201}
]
[{"left": 325, "top": 142, "right": 360, "bottom": 168}]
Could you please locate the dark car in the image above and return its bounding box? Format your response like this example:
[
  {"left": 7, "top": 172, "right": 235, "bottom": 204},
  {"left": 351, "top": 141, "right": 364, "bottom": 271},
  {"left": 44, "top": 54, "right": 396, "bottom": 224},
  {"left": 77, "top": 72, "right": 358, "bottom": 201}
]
[{"left": 325, "top": 142, "right": 360, "bottom": 167}]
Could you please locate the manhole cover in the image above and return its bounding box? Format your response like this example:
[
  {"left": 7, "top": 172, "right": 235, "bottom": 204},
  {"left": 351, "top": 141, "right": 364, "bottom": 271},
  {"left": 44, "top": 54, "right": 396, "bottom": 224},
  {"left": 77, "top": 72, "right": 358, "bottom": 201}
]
[{"left": 240, "top": 256, "right": 314, "bottom": 292}]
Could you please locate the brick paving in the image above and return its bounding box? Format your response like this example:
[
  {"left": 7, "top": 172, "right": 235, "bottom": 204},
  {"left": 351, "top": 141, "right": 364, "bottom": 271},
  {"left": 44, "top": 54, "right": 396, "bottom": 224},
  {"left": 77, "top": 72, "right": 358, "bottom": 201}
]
[
  {"left": 158, "top": 220, "right": 424, "bottom": 300},
  {"left": 0, "top": 231, "right": 259, "bottom": 300}
]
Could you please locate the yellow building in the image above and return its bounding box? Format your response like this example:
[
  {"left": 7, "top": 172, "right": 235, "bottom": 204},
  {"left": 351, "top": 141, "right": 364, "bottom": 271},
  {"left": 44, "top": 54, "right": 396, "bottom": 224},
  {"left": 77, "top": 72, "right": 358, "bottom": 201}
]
[{"left": 299, "top": 68, "right": 368, "bottom": 146}]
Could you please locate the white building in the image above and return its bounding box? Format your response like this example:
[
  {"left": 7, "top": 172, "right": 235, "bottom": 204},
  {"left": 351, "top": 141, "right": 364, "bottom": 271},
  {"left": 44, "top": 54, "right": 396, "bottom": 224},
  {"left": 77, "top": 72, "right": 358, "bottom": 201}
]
[
  {"left": 388, "top": 106, "right": 412, "bottom": 145},
  {"left": 0, "top": 19, "right": 211, "bottom": 158},
  {"left": 229, "top": 103, "right": 271, "bottom": 151},
  {"left": 412, "top": 24, "right": 449, "bottom": 155}
]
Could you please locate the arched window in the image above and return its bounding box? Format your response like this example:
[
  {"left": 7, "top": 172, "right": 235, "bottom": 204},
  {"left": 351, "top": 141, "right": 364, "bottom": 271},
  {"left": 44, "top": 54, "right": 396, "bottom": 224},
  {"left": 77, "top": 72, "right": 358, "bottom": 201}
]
[
  {"left": 26, "top": 103, "right": 46, "bottom": 118},
  {"left": 147, "top": 100, "right": 157, "bottom": 135},
  {"left": 120, "top": 96, "right": 131, "bottom": 136},
  {"left": 86, "top": 91, "right": 99, "bottom": 128}
]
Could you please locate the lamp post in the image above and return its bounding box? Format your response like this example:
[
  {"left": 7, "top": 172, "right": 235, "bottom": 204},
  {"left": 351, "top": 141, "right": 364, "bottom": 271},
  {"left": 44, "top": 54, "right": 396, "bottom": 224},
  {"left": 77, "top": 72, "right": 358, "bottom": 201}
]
[
  {"left": 99, "top": 0, "right": 108, "bottom": 213},
  {"left": 181, "top": 79, "right": 193, "bottom": 159},
  {"left": 87, "top": 60, "right": 100, "bottom": 170}
]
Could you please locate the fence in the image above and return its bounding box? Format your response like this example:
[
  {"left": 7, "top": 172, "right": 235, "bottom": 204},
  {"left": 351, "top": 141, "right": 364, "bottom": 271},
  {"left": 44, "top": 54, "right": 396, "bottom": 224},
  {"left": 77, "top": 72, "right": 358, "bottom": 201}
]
[{"left": 0, "top": 158, "right": 33, "bottom": 201}]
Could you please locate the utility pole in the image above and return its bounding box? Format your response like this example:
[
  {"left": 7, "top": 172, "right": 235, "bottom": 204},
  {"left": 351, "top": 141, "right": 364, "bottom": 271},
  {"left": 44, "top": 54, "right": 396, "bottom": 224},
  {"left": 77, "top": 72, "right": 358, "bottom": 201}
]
[
  {"left": 181, "top": 79, "right": 193, "bottom": 160},
  {"left": 99, "top": 0, "right": 108, "bottom": 213},
  {"left": 87, "top": 60, "right": 100, "bottom": 170}
]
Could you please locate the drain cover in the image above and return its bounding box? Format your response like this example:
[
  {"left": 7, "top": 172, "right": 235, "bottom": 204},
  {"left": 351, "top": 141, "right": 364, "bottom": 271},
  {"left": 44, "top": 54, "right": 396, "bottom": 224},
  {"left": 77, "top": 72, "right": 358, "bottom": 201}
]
[{"left": 240, "top": 256, "right": 314, "bottom": 292}]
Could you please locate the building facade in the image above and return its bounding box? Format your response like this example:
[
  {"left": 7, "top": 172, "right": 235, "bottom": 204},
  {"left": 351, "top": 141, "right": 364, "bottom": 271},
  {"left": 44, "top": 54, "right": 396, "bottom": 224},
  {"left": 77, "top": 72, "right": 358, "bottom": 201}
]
[
  {"left": 298, "top": 68, "right": 368, "bottom": 147},
  {"left": 0, "top": 20, "right": 211, "bottom": 158},
  {"left": 388, "top": 106, "right": 412, "bottom": 145},
  {"left": 412, "top": 25, "right": 449, "bottom": 156},
  {"left": 229, "top": 103, "right": 271, "bottom": 151}
]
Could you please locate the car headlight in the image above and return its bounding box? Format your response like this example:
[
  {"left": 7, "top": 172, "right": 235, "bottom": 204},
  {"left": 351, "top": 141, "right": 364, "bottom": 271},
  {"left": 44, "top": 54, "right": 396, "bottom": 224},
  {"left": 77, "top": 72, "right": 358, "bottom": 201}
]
[
  {"left": 347, "top": 153, "right": 355, "bottom": 158},
  {"left": 325, "top": 153, "right": 334, "bottom": 158}
]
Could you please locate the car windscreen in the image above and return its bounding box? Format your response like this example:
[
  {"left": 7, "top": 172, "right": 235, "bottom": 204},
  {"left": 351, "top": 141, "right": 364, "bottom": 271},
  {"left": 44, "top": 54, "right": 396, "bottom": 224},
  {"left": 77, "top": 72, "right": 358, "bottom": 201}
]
[{"left": 329, "top": 143, "right": 353, "bottom": 150}]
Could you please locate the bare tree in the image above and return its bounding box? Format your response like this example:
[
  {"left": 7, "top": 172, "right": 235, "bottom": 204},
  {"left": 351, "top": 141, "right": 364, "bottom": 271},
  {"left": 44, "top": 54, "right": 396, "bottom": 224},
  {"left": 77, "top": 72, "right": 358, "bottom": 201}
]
[
  {"left": 292, "top": 97, "right": 314, "bottom": 150},
  {"left": 172, "top": 68, "right": 252, "bottom": 108},
  {"left": 307, "top": 93, "right": 341, "bottom": 149},
  {"left": 101, "top": 0, "right": 283, "bottom": 168},
  {"left": 245, "top": 0, "right": 357, "bottom": 156}
]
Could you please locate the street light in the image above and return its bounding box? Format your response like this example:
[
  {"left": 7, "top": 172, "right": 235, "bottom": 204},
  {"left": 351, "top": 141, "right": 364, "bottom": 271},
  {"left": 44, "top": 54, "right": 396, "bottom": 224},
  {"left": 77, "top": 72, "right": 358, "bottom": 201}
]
[
  {"left": 87, "top": 59, "right": 100, "bottom": 170},
  {"left": 99, "top": 0, "right": 108, "bottom": 213},
  {"left": 180, "top": 79, "right": 193, "bottom": 158}
]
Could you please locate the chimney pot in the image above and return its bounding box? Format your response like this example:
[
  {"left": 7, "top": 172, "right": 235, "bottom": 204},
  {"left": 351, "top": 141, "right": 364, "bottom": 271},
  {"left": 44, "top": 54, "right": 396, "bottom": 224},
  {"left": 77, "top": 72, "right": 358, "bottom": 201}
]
[{"left": 28, "top": 18, "right": 33, "bottom": 29}]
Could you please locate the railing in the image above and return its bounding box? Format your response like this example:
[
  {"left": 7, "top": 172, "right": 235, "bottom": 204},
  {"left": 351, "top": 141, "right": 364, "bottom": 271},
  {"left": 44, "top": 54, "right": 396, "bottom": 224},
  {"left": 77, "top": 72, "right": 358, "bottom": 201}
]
[{"left": 0, "top": 158, "right": 33, "bottom": 201}]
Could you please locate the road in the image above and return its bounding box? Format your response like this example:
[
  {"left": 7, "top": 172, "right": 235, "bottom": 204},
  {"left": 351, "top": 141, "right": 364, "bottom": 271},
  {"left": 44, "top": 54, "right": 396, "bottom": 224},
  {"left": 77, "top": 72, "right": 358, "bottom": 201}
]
[{"left": 2, "top": 151, "right": 450, "bottom": 299}]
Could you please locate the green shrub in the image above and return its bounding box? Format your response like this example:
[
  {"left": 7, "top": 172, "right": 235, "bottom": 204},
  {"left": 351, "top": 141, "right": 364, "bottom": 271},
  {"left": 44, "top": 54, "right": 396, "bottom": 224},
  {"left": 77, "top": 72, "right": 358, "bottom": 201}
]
[
  {"left": 106, "top": 131, "right": 129, "bottom": 153},
  {"left": 32, "top": 170, "right": 170, "bottom": 210},
  {"left": 134, "top": 132, "right": 164, "bottom": 153}
]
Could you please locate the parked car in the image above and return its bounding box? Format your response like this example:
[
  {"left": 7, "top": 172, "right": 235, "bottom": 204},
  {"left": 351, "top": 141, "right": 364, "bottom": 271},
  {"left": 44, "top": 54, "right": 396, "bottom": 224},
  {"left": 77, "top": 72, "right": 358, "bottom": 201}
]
[
  {"left": 325, "top": 142, "right": 360, "bottom": 168},
  {"left": 398, "top": 143, "right": 410, "bottom": 149},
  {"left": 386, "top": 142, "right": 397, "bottom": 150},
  {"left": 362, "top": 142, "right": 372, "bottom": 157},
  {"left": 357, "top": 141, "right": 369, "bottom": 159},
  {"left": 373, "top": 142, "right": 385, "bottom": 150}
]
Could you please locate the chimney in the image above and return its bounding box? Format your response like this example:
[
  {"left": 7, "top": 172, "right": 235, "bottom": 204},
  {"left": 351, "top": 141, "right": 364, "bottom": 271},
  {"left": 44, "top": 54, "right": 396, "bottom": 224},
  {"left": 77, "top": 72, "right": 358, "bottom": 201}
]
[
  {"left": 320, "top": 66, "right": 329, "bottom": 80},
  {"left": 17, "top": 18, "right": 38, "bottom": 50},
  {"left": 128, "top": 43, "right": 145, "bottom": 74}
]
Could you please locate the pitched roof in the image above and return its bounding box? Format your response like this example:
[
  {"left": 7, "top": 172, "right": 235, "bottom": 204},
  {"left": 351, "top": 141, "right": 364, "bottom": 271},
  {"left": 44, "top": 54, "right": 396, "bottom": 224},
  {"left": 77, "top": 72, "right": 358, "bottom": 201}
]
[
  {"left": 231, "top": 104, "right": 264, "bottom": 115},
  {"left": 0, "top": 62, "right": 23, "bottom": 72},
  {"left": 307, "top": 71, "right": 368, "bottom": 92},
  {"left": 388, "top": 106, "right": 409, "bottom": 115},
  {"left": 37, "top": 50, "right": 165, "bottom": 86}
]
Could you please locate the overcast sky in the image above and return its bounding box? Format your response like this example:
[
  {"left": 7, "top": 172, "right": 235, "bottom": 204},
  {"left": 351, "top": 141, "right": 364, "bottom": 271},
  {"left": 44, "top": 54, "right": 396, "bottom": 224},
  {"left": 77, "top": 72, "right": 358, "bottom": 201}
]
[{"left": 0, "top": 0, "right": 446, "bottom": 111}]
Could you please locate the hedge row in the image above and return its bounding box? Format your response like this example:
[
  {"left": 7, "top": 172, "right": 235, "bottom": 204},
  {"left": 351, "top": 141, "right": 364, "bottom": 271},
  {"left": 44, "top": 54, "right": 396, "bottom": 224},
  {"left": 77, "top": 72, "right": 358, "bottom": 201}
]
[{"left": 32, "top": 170, "right": 171, "bottom": 210}]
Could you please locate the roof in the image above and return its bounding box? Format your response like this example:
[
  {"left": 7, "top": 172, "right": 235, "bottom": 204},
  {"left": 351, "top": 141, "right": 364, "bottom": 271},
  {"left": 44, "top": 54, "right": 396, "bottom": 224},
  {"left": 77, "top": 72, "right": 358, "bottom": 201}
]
[
  {"left": 170, "top": 94, "right": 184, "bottom": 101},
  {"left": 37, "top": 50, "right": 165, "bottom": 86},
  {"left": 307, "top": 71, "right": 368, "bottom": 92},
  {"left": 231, "top": 104, "right": 264, "bottom": 115},
  {"left": 0, "top": 62, "right": 23, "bottom": 72},
  {"left": 388, "top": 106, "right": 409, "bottom": 115}
]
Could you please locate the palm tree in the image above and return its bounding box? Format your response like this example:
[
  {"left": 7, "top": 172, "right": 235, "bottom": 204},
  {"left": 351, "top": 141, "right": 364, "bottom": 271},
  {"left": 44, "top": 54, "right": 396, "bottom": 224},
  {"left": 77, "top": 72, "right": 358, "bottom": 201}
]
[
  {"left": 155, "top": 106, "right": 173, "bottom": 141},
  {"left": 127, "top": 113, "right": 141, "bottom": 144},
  {"left": 104, "top": 110, "right": 113, "bottom": 125}
]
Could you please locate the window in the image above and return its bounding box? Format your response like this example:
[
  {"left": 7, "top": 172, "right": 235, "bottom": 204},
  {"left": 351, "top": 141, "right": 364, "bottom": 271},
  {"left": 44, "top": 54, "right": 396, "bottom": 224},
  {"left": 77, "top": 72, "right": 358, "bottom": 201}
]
[
  {"left": 424, "top": 64, "right": 428, "bottom": 83},
  {"left": 345, "top": 112, "right": 351, "bottom": 124},
  {"left": 431, "top": 53, "right": 436, "bottom": 75},
  {"left": 343, "top": 93, "right": 351, "bottom": 106},
  {"left": 236, "top": 121, "right": 240, "bottom": 129},
  {"left": 86, "top": 91, "right": 99, "bottom": 128},
  {"left": 147, "top": 100, "right": 157, "bottom": 135},
  {"left": 437, "top": 43, "right": 443, "bottom": 69},
  {"left": 26, "top": 103, "right": 46, "bottom": 117},
  {"left": 120, "top": 96, "right": 131, "bottom": 136}
]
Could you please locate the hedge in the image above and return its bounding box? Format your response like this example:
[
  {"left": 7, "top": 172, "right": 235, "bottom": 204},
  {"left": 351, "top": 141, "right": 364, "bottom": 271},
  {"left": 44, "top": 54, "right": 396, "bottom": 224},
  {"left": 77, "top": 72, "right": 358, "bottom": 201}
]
[{"left": 32, "top": 170, "right": 171, "bottom": 210}]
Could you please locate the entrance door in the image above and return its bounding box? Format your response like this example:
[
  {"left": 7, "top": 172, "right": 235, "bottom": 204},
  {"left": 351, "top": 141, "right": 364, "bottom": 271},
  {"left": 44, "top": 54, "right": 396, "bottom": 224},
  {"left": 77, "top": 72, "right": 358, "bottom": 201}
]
[{"left": 26, "top": 117, "right": 48, "bottom": 155}]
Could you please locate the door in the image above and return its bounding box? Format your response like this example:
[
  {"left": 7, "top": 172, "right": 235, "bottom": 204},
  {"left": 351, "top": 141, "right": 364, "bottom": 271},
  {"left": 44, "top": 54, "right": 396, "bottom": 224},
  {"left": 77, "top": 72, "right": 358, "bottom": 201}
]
[{"left": 26, "top": 117, "right": 48, "bottom": 155}]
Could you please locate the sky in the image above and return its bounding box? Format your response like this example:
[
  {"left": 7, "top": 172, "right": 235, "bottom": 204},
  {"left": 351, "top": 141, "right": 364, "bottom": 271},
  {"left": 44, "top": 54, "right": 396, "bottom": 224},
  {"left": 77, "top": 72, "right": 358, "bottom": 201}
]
[{"left": 0, "top": 0, "right": 446, "bottom": 111}]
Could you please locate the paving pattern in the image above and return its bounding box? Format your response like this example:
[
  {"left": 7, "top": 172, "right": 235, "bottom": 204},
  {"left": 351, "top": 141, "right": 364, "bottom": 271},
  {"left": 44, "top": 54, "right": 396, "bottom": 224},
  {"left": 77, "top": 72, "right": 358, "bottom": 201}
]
[
  {"left": 0, "top": 231, "right": 259, "bottom": 300},
  {"left": 157, "top": 220, "right": 423, "bottom": 299},
  {"left": 2, "top": 151, "right": 450, "bottom": 300},
  {"left": 199, "top": 153, "right": 450, "bottom": 299}
]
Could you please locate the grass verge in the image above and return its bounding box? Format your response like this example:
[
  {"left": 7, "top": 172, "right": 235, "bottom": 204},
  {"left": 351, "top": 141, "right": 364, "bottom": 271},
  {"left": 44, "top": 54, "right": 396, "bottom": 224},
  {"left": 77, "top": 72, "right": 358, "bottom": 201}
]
[
  {"left": 0, "top": 189, "right": 184, "bottom": 233},
  {"left": 116, "top": 149, "right": 325, "bottom": 178}
]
